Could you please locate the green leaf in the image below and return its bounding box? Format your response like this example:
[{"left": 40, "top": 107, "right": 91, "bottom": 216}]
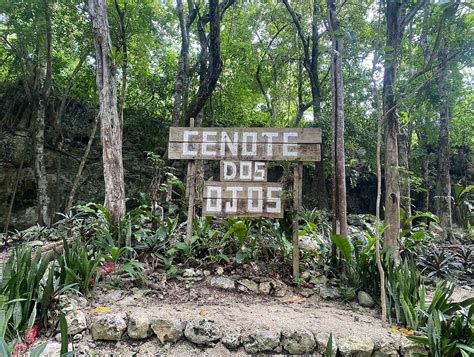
[
  {"left": 59, "top": 313, "right": 69, "bottom": 355},
  {"left": 330, "top": 234, "right": 352, "bottom": 260},
  {"left": 30, "top": 342, "right": 48, "bottom": 357},
  {"left": 0, "top": 337, "right": 11, "bottom": 357}
]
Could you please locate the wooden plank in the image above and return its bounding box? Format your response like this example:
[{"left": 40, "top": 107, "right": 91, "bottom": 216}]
[
  {"left": 185, "top": 118, "right": 196, "bottom": 240},
  {"left": 202, "top": 181, "right": 284, "bottom": 218},
  {"left": 168, "top": 142, "right": 321, "bottom": 161},
  {"left": 202, "top": 198, "right": 284, "bottom": 218},
  {"left": 203, "top": 181, "right": 282, "bottom": 199},
  {"left": 292, "top": 163, "right": 303, "bottom": 279},
  {"left": 220, "top": 161, "right": 267, "bottom": 182},
  {"left": 169, "top": 127, "right": 322, "bottom": 144}
]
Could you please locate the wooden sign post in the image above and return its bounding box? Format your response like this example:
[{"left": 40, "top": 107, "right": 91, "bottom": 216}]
[{"left": 168, "top": 127, "right": 321, "bottom": 278}]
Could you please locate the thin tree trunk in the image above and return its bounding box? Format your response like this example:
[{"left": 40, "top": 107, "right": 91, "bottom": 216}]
[
  {"left": 435, "top": 40, "right": 452, "bottom": 240},
  {"left": 53, "top": 54, "right": 87, "bottom": 216},
  {"left": 328, "top": 0, "right": 347, "bottom": 239},
  {"left": 89, "top": 0, "right": 126, "bottom": 225},
  {"left": 34, "top": 0, "right": 53, "bottom": 227},
  {"left": 172, "top": 0, "right": 196, "bottom": 126},
  {"left": 114, "top": 0, "right": 128, "bottom": 125},
  {"left": 398, "top": 126, "right": 412, "bottom": 220},
  {"left": 65, "top": 114, "right": 100, "bottom": 212}
]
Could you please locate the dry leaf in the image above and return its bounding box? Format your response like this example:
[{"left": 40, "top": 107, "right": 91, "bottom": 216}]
[{"left": 95, "top": 306, "right": 111, "bottom": 313}]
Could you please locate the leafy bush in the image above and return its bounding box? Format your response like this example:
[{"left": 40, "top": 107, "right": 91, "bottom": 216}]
[
  {"left": 0, "top": 248, "right": 56, "bottom": 340},
  {"left": 408, "top": 281, "right": 474, "bottom": 357},
  {"left": 417, "top": 246, "right": 461, "bottom": 278}
]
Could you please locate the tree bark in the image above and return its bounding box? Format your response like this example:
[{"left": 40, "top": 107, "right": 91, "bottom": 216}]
[
  {"left": 114, "top": 0, "right": 128, "bottom": 125},
  {"left": 34, "top": 0, "right": 53, "bottom": 227},
  {"left": 398, "top": 125, "right": 412, "bottom": 221},
  {"left": 435, "top": 40, "right": 453, "bottom": 240},
  {"left": 327, "top": 0, "right": 347, "bottom": 239},
  {"left": 89, "top": 0, "right": 126, "bottom": 225},
  {"left": 172, "top": 0, "right": 196, "bottom": 126},
  {"left": 185, "top": 0, "right": 227, "bottom": 123},
  {"left": 382, "top": 1, "right": 403, "bottom": 263}
]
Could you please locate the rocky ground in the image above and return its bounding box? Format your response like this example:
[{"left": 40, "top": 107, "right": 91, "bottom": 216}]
[{"left": 27, "top": 272, "right": 441, "bottom": 357}]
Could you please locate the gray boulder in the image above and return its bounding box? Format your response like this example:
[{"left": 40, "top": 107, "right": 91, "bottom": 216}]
[
  {"left": 358, "top": 291, "right": 375, "bottom": 308},
  {"left": 64, "top": 310, "right": 87, "bottom": 335},
  {"left": 338, "top": 335, "right": 375, "bottom": 357},
  {"left": 91, "top": 313, "right": 127, "bottom": 341},
  {"left": 281, "top": 328, "right": 316, "bottom": 354},
  {"left": 184, "top": 318, "right": 221, "bottom": 346},
  {"left": 127, "top": 313, "right": 152, "bottom": 340},
  {"left": 237, "top": 278, "right": 259, "bottom": 293},
  {"left": 222, "top": 327, "right": 242, "bottom": 350},
  {"left": 243, "top": 328, "right": 281, "bottom": 354},
  {"left": 319, "top": 286, "right": 340, "bottom": 300},
  {"left": 315, "top": 332, "right": 337, "bottom": 357},
  {"left": 209, "top": 276, "right": 235, "bottom": 290},
  {"left": 151, "top": 318, "right": 183, "bottom": 344}
]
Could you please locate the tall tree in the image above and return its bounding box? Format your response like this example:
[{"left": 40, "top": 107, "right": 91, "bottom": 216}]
[
  {"left": 282, "top": 0, "right": 328, "bottom": 209},
  {"left": 382, "top": 0, "right": 426, "bottom": 262},
  {"left": 34, "top": 0, "right": 53, "bottom": 226},
  {"left": 435, "top": 38, "right": 453, "bottom": 240},
  {"left": 89, "top": 0, "right": 126, "bottom": 225},
  {"left": 327, "top": 0, "right": 347, "bottom": 239}
]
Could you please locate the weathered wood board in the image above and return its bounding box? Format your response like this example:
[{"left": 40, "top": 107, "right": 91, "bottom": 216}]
[
  {"left": 169, "top": 127, "right": 322, "bottom": 143},
  {"left": 168, "top": 127, "right": 321, "bottom": 161},
  {"left": 202, "top": 181, "right": 283, "bottom": 218},
  {"left": 220, "top": 161, "right": 267, "bottom": 181},
  {"left": 168, "top": 142, "right": 320, "bottom": 161}
]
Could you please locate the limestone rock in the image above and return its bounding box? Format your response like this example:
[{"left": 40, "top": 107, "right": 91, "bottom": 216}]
[
  {"left": 310, "top": 274, "right": 328, "bottom": 286},
  {"left": 91, "top": 313, "right": 127, "bottom": 341},
  {"left": 281, "top": 328, "right": 316, "bottom": 354},
  {"left": 299, "top": 235, "right": 320, "bottom": 251},
  {"left": 237, "top": 278, "right": 259, "bottom": 293},
  {"left": 400, "top": 337, "right": 427, "bottom": 356},
  {"left": 315, "top": 332, "right": 337, "bottom": 357},
  {"left": 373, "top": 340, "right": 399, "bottom": 357},
  {"left": 127, "top": 313, "right": 152, "bottom": 340},
  {"left": 358, "top": 291, "right": 375, "bottom": 308},
  {"left": 209, "top": 276, "right": 235, "bottom": 290},
  {"left": 319, "top": 286, "right": 340, "bottom": 300},
  {"left": 184, "top": 318, "right": 221, "bottom": 346},
  {"left": 151, "top": 318, "right": 183, "bottom": 344},
  {"left": 338, "top": 335, "right": 375, "bottom": 357},
  {"left": 222, "top": 327, "right": 242, "bottom": 350},
  {"left": 64, "top": 309, "right": 87, "bottom": 335},
  {"left": 243, "top": 328, "right": 281, "bottom": 353},
  {"left": 259, "top": 281, "right": 272, "bottom": 294}
]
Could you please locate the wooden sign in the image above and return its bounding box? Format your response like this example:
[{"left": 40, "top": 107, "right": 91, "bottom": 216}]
[
  {"left": 168, "top": 125, "right": 322, "bottom": 279},
  {"left": 220, "top": 161, "right": 267, "bottom": 181},
  {"left": 168, "top": 127, "right": 321, "bottom": 161},
  {"left": 202, "top": 182, "right": 283, "bottom": 218}
]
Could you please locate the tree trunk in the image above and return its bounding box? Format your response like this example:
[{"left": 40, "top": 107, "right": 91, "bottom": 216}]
[
  {"left": 185, "top": 0, "right": 224, "bottom": 123},
  {"left": 398, "top": 126, "right": 411, "bottom": 221},
  {"left": 382, "top": 1, "right": 403, "bottom": 264},
  {"left": 328, "top": 0, "right": 347, "bottom": 239},
  {"left": 34, "top": 0, "right": 53, "bottom": 227},
  {"left": 114, "top": 0, "right": 128, "bottom": 125},
  {"left": 435, "top": 40, "right": 452, "bottom": 240},
  {"left": 89, "top": 0, "right": 126, "bottom": 225},
  {"left": 172, "top": 0, "right": 196, "bottom": 126}
]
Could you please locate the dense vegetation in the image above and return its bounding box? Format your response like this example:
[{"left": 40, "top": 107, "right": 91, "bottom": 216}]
[{"left": 0, "top": 0, "right": 472, "bottom": 355}]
